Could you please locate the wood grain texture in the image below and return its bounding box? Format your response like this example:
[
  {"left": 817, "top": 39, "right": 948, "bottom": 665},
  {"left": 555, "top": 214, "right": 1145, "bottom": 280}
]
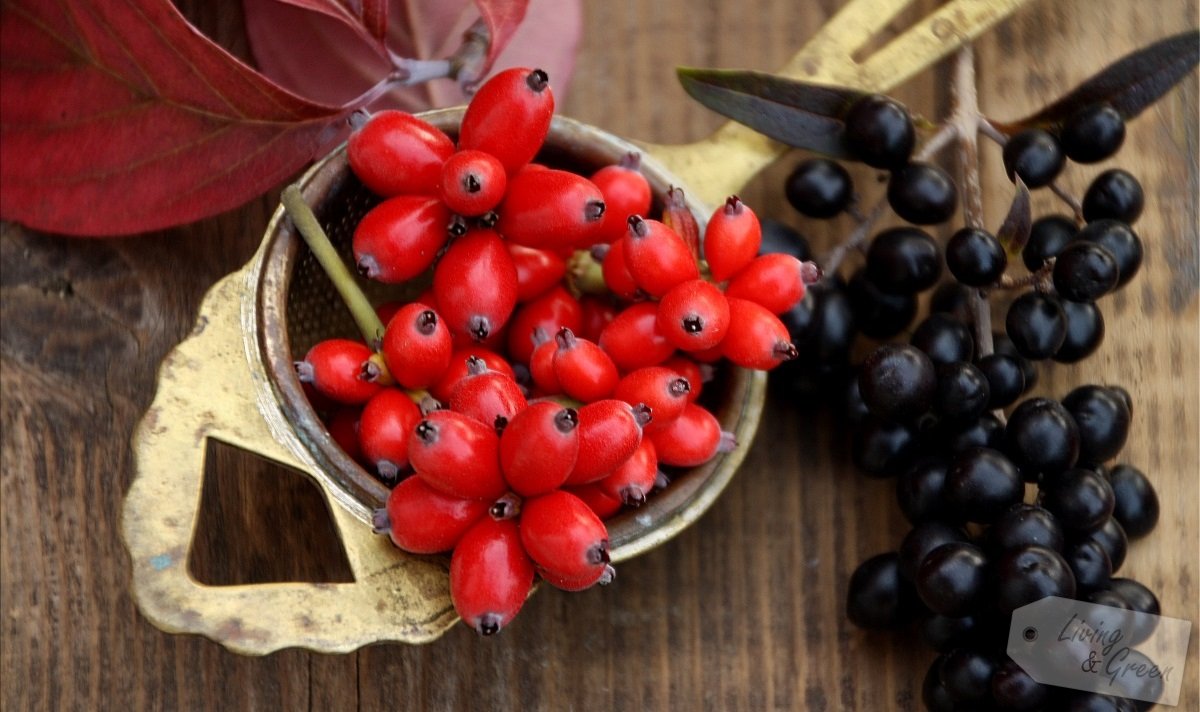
[{"left": 2, "top": 0, "right": 1197, "bottom": 710}]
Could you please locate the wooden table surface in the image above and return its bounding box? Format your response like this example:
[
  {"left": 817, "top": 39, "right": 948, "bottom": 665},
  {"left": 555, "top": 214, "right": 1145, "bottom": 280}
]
[{"left": 3, "top": 0, "right": 1197, "bottom": 709}]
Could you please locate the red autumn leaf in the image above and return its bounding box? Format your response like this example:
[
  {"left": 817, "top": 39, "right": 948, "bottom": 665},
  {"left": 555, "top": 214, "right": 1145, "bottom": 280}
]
[
  {"left": 270, "top": 0, "right": 390, "bottom": 54},
  {"left": 474, "top": 0, "right": 527, "bottom": 72},
  {"left": 0, "top": 0, "right": 365, "bottom": 236},
  {"left": 244, "top": 0, "right": 580, "bottom": 114}
]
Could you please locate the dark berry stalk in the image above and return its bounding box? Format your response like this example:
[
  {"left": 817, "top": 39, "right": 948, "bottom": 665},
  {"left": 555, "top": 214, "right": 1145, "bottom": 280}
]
[
  {"left": 821, "top": 123, "right": 957, "bottom": 275},
  {"left": 949, "top": 46, "right": 995, "bottom": 361}
]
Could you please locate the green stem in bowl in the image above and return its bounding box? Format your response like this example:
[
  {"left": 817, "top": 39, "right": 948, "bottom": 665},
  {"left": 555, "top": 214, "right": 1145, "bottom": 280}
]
[{"left": 281, "top": 184, "right": 387, "bottom": 349}]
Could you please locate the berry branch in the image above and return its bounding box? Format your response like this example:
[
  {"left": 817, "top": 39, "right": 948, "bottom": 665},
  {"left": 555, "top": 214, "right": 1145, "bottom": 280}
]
[
  {"left": 820, "top": 122, "right": 957, "bottom": 276},
  {"left": 949, "top": 45, "right": 995, "bottom": 359}
]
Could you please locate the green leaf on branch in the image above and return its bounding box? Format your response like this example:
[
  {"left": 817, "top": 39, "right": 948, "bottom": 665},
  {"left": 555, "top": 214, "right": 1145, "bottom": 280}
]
[
  {"left": 994, "top": 30, "right": 1200, "bottom": 132},
  {"left": 676, "top": 68, "right": 866, "bottom": 158}
]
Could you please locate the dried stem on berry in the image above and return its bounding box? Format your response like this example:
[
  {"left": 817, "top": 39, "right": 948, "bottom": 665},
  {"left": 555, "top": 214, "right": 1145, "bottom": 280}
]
[
  {"left": 371, "top": 508, "right": 391, "bottom": 535},
  {"left": 663, "top": 186, "right": 701, "bottom": 260},
  {"left": 361, "top": 352, "right": 396, "bottom": 385},
  {"left": 997, "top": 263, "right": 1053, "bottom": 291},
  {"left": 1049, "top": 181, "right": 1086, "bottom": 222},
  {"left": 282, "top": 185, "right": 387, "bottom": 347},
  {"left": 490, "top": 493, "right": 522, "bottom": 520}
]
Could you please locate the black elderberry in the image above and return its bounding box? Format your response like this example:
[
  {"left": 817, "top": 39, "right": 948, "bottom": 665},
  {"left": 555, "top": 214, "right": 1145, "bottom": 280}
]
[
  {"left": 942, "top": 412, "right": 1006, "bottom": 454},
  {"left": 1053, "top": 299, "right": 1106, "bottom": 363},
  {"left": 1024, "top": 214, "right": 1078, "bottom": 271},
  {"left": 945, "top": 227, "right": 1007, "bottom": 286},
  {"left": 1003, "top": 128, "right": 1066, "bottom": 187},
  {"left": 1084, "top": 587, "right": 1132, "bottom": 612},
  {"left": 887, "top": 162, "right": 958, "bottom": 225},
  {"left": 899, "top": 522, "right": 969, "bottom": 581},
  {"left": 1005, "top": 397, "right": 1080, "bottom": 477},
  {"left": 939, "top": 648, "right": 997, "bottom": 704},
  {"left": 994, "top": 544, "right": 1076, "bottom": 613},
  {"left": 1082, "top": 169, "right": 1144, "bottom": 223},
  {"left": 911, "top": 313, "right": 974, "bottom": 365},
  {"left": 784, "top": 159, "right": 853, "bottom": 218},
  {"left": 991, "top": 658, "right": 1050, "bottom": 710},
  {"left": 865, "top": 226, "right": 943, "bottom": 294},
  {"left": 1063, "top": 539, "right": 1112, "bottom": 593},
  {"left": 929, "top": 281, "right": 974, "bottom": 321},
  {"left": 846, "top": 268, "right": 916, "bottom": 338},
  {"left": 1053, "top": 241, "right": 1119, "bottom": 302},
  {"left": 757, "top": 218, "right": 813, "bottom": 261},
  {"left": 1075, "top": 219, "right": 1143, "bottom": 288},
  {"left": 776, "top": 281, "right": 857, "bottom": 396},
  {"left": 992, "top": 331, "right": 1038, "bottom": 393},
  {"left": 837, "top": 374, "right": 871, "bottom": 426},
  {"left": 1081, "top": 517, "right": 1128, "bottom": 573},
  {"left": 976, "top": 353, "right": 1025, "bottom": 409},
  {"left": 934, "top": 361, "right": 991, "bottom": 421},
  {"left": 1041, "top": 467, "right": 1115, "bottom": 532},
  {"left": 845, "top": 552, "right": 916, "bottom": 629},
  {"left": 944, "top": 447, "right": 1024, "bottom": 524},
  {"left": 1062, "top": 385, "right": 1131, "bottom": 465},
  {"left": 896, "top": 457, "right": 950, "bottom": 524},
  {"left": 915, "top": 541, "right": 988, "bottom": 616},
  {"left": 1105, "top": 578, "right": 1161, "bottom": 646},
  {"left": 1106, "top": 464, "right": 1159, "bottom": 538},
  {"left": 1060, "top": 103, "right": 1125, "bottom": 163},
  {"left": 851, "top": 416, "right": 919, "bottom": 478},
  {"left": 858, "top": 344, "right": 937, "bottom": 422},
  {"left": 1109, "top": 385, "right": 1133, "bottom": 417},
  {"left": 921, "top": 613, "right": 984, "bottom": 653},
  {"left": 782, "top": 280, "right": 854, "bottom": 361},
  {"left": 1005, "top": 291, "right": 1068, "bottom": 360},
  {"left": 1106, "top": 578, "right": 1160, "bottom": 616},
  {"left": 843, "top": 94, "right": 915, "bottom": 169},
  {"left": 922, "top": 657, "right": 957, "bottom": 712},
  {"left": 986, "top": 503, "right": 1065, "bottom": 555}
]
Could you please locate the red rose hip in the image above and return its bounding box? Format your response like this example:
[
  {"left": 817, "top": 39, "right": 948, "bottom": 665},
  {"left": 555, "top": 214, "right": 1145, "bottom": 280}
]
[
  {"left": 703, "top": 195, "right": 762, "bottom": 282},
  {"left": 295, "top": 339, "right": 381, "bottom": 405},
  {"left": 566, "top": 399, "right": 651, "bottom": 485},
  {"left": 656, "top": 279, "right": 731, "bottom": 352},
  {"left": 720, "top": 297, "right": 799, "bottom": 370},
  {"left": 358, "top": 388, "right": 422, "bottom": 480},
  {"left": 458, "top": 68, "right": 555, "bottom": 175},
  {"left": 450, "top": 517, "right": 535, "bottom": 635},
  {"left": 649, "top": 402, "right": 735, "bottom": 467},
  {"left": 440, "top": 149, "right": 507, "bottom": 216},
  {"left": 409, "top": 409, "right": 506, "bottom": 500},
  {"left": 381, "top": 303, "right": 452, "bottom": 389},
  {"left": 519, "top": 490, "right": 611, "bottom": 589},
  {"left": 552, "top": 328, "right": 619, "bottom": 403},
  {"left": 353, "top": 196, "right": 452, "bottom": 283},
  {"left": 496, "top": 167, "right": 606, "bottom": 249},
  {"left": 347, "top": 110, "right": 454, "bottom": 197},
  {"left": 433, "top": 229, "right": 518, "bottom": 343},
  {"left": 376, "top": 476, "right": 489, "bottom": 554},
  {"left": 499, "top": 402, "right": 580, "bottom": 496},
  {"left": 623, "top": 216, "right": 700, "bottom": 297}
]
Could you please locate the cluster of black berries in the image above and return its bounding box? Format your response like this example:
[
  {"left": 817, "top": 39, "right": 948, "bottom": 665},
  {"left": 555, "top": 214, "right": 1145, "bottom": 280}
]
[
  {"left": 767, "top": 93, "right": 1167, "bottom": 711},
  {"left": 846, "top": 377, "right": 1162, "bottom": 711}
]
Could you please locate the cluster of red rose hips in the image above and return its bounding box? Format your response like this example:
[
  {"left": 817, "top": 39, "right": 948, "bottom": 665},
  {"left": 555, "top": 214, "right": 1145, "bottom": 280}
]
[{"left": 293, "top": 67, "right": 820, "bottom": 635}]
